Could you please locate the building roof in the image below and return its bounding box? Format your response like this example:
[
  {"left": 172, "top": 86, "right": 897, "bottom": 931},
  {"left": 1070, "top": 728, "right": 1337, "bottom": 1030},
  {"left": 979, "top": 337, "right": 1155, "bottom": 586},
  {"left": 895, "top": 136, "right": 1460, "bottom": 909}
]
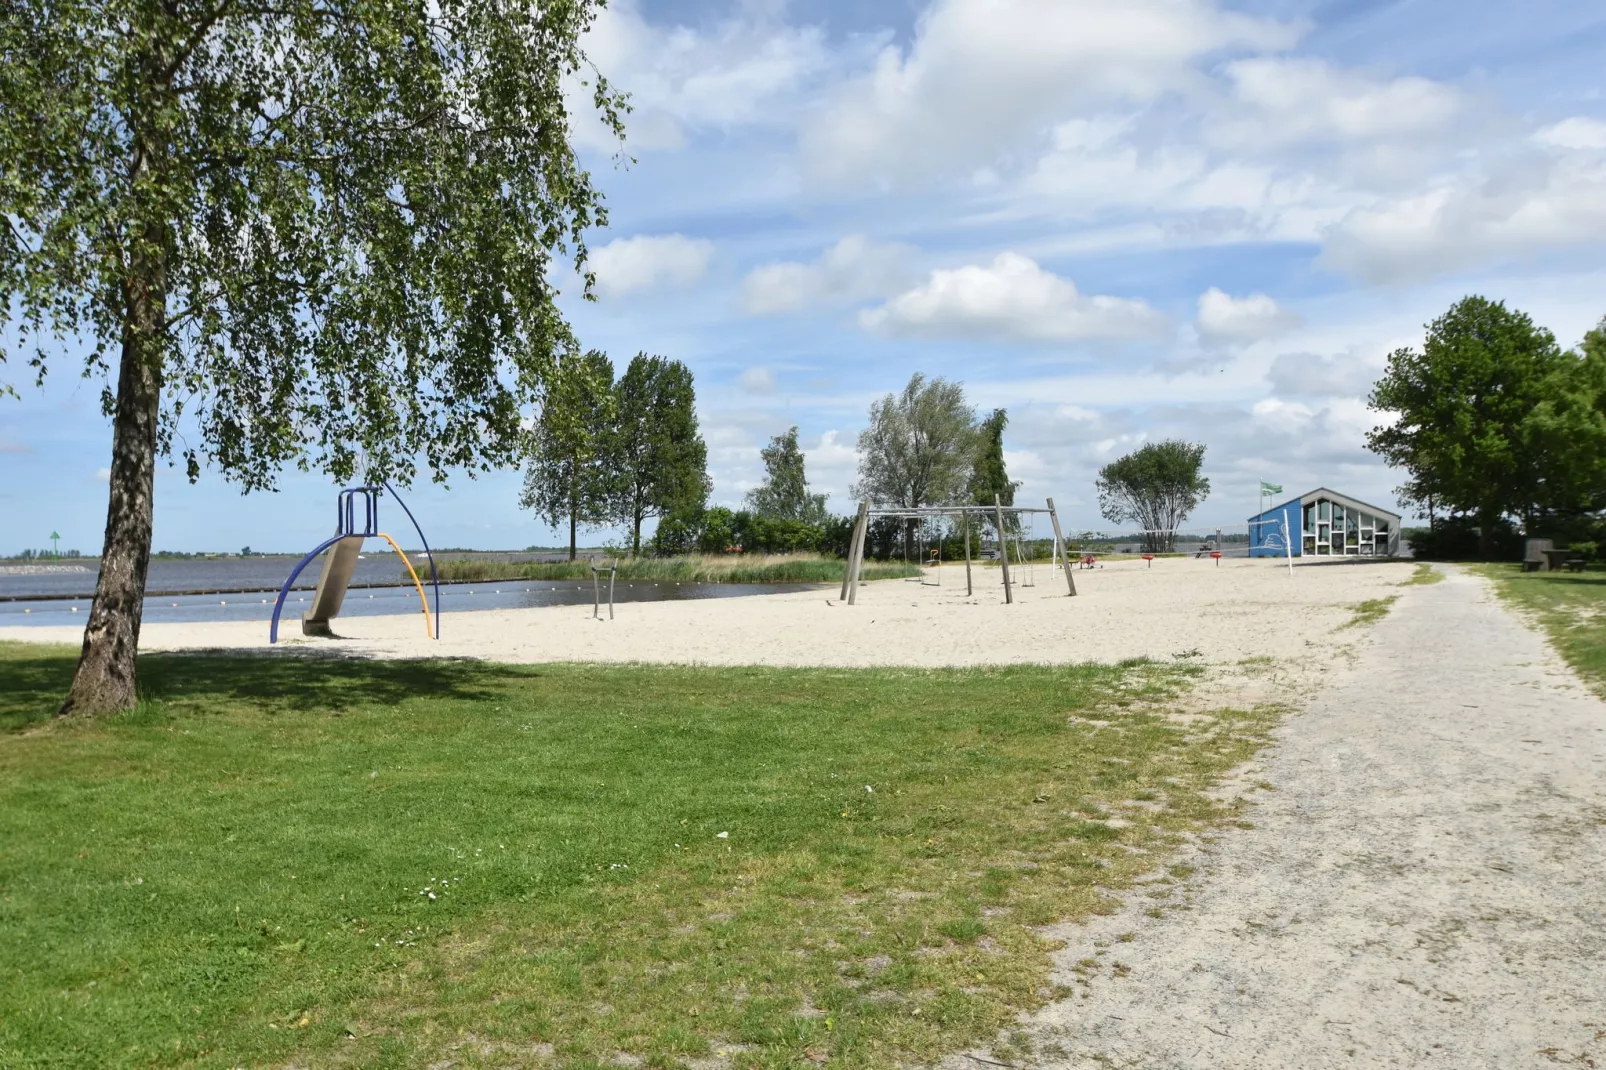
[{"left": 1249, "top": 487, "right": 1401, "bottom": 524}]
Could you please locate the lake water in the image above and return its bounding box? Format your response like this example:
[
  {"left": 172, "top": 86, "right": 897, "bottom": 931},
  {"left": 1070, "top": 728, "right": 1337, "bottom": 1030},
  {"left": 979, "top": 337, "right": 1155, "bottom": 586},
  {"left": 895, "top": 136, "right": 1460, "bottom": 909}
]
[{"left": 0, "top": 556, "right": 821, "bottom": 628}]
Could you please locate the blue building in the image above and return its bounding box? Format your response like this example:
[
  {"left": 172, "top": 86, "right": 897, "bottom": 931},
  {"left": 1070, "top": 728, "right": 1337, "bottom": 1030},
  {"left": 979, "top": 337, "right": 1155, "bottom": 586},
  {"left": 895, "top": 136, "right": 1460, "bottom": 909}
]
[{"left": 1249, "top": 488, "right": 1402, "bottom": 558}]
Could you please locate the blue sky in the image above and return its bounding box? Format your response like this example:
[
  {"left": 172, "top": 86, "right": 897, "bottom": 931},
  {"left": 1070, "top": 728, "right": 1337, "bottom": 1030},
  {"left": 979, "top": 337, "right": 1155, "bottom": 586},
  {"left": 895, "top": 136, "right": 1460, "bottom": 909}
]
[{"left": 4, "top": 0, "right": 1605, "bottom": 553}]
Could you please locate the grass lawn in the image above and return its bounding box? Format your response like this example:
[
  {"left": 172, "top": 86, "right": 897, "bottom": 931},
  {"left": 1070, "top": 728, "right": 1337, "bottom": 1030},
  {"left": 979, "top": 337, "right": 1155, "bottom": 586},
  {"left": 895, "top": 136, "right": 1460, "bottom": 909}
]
[
  {"left": 0, "top": 643, "right": 1275, "bottom": 1069},
  {"left": 1473, "top": 562, "right": 1606, "bottom": 695}
]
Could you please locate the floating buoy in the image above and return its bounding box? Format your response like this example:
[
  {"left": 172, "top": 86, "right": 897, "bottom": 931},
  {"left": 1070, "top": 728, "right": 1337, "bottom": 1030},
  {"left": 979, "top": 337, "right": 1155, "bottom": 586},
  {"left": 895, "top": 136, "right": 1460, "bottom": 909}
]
[
  {"left": 23, "top": 608, "right": 30, "bottom": 614},
  {"left": 71, "top": 606, "right": 78, "bottom": 612}
]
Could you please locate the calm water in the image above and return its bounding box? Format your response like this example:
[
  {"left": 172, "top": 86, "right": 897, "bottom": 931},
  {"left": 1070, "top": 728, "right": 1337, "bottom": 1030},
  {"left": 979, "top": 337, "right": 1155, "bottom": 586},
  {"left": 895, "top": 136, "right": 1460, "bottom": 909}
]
[{"left": 0, "top": 556, "right": 821, "bottom": 628}]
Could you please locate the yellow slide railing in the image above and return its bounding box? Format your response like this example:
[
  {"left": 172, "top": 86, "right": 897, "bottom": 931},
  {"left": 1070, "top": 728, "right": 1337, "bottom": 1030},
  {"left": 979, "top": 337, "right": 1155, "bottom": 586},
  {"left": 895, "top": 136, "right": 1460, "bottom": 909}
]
[{"left": 377, "top": 532, "right": 434, "bottom": 638}]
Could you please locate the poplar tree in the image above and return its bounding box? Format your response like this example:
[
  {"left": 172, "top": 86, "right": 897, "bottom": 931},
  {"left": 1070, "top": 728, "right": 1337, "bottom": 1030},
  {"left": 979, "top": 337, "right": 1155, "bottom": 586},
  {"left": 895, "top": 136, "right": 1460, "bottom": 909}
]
[
  {"left": 854, "top": 373, "right": 976, "bottom": 558},
  {"left": 0, "top": 1, "right": 623, "bottom": 713},
  {"left": 745, "top": 426, "right": 828, "bottom": 524},
  {"left": 609, "top": 354, "right": 711, "bottom": 554},
  {"left": 520, "top": 351, "right": 617, "bottom": 562}
]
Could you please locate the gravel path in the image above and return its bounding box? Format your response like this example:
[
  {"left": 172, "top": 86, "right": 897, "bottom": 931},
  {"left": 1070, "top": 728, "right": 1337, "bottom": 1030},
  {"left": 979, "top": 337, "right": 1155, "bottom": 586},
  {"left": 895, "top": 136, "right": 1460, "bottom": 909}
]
[{"left": 948, "top": 565, "right": 1606, "bottom": 1069}]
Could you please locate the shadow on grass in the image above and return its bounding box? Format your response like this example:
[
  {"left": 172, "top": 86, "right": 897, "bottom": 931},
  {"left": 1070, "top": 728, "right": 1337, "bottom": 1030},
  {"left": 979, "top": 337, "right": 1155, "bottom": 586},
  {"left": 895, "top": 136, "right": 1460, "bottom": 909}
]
[{"left": 0, "top": 642, "right": 532, "bottom": 734}]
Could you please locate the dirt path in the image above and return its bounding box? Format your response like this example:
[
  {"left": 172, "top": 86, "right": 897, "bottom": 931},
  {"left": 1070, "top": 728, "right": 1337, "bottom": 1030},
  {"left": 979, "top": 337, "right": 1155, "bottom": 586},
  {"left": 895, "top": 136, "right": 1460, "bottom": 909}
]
[{"left": 947, "top": 565, "right": 1606, "bottom": 1069}]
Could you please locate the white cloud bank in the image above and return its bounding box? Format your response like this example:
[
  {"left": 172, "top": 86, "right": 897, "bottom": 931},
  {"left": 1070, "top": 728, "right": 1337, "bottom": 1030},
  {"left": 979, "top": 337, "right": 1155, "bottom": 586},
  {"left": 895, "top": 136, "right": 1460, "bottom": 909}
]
[
  {"left": 742, "top": 235, "right": 917, "bottom": 314},
  {"left": 801, "top": 0, "right": 1299, "bottom": 187},
  {"left": 590, "top": 234, "right": 714, "bottom": 298},
  {"left": 572, "top": 0, "right": 830, "bottom": 152},
  {"left": 860, "top": 253, "right": 1166, "bottom": 342},
  {"left": 1195, "top": 288, "right": 1300, "bottom": 346}
]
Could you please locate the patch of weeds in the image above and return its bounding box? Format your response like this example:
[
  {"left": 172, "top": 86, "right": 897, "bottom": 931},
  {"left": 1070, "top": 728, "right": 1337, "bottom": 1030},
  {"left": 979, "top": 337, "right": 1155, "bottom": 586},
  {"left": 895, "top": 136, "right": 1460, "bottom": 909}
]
[
  {"left": 1343, "top": 595, "right": 1399, "bottom": 628},
  {"left": 1400, "top": 563, "right": 1443, "bottom": 586}
]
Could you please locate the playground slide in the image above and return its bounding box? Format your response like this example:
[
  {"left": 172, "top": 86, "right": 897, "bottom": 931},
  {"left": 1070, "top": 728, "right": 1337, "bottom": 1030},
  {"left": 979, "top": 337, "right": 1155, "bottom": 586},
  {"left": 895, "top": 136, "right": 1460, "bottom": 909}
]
[
  {"left": 301, "top": 535, "right": 365, "bottom": 637},
  {"left": 270, "top": 484, "right": 439, "bottom": 644}
]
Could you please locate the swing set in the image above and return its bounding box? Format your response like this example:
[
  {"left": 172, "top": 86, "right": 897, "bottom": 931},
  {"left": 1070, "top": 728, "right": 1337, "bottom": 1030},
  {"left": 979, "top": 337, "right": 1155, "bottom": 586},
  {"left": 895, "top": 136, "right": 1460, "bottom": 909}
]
[{"left": 839, "top": 496, "right": 1077, "bottom": 606}]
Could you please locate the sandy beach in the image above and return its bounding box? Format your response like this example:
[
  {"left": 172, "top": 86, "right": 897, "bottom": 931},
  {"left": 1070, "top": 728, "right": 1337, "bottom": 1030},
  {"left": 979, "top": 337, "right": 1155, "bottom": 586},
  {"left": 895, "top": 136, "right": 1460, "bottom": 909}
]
[{"left": 0, "top": 556, "right": 1409, "bottom": 668}]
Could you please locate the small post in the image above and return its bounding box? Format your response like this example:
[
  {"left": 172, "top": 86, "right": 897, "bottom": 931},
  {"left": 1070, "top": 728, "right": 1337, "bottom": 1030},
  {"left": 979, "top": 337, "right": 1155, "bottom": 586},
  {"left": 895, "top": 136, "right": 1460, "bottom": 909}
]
[
  {"left": 1046, "top": 498, "right": 1076, "bottom": 597},
  {"left": 851, "top": 511, "right": 870, "bottom": 604},
  {"left": 964, "top": 511, "right": 973, "bottom": 597},
  {"left": 1283, "top": 509, "right": 1295, "bottom": 576},
  {"left": 994, "top": 495, "right": 1013, "bottom": 605},
  {"left": 592, "top": 559, "right": 602, "bottom": 620},
  {"left": 841, "top": 501, "right": 869, "bottom": 602},
  {"left": 607, "top": 560, "right": 616, "bottom": 620}
]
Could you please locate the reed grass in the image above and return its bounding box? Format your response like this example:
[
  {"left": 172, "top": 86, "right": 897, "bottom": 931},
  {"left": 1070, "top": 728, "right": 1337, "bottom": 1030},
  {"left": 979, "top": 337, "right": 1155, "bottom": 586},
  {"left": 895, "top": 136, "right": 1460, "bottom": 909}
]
[{"left": 428, "top": 553, "right": 920, "bottom": 585}]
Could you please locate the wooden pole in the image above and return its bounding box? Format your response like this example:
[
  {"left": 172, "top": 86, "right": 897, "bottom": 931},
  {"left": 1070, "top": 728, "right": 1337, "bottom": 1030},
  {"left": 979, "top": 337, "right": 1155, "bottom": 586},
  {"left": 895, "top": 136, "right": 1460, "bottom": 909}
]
[
  {"left": 850, "top": 514, "right": 868, "bottom": 604},
  {"left": 841, "top": 501, "right": 868, "bottom": 601},
  {"left": 1046, "top": 497, "right": 1076, "bottom": 596},
  {"left": 994, "top": 495, "right": 1014, "bottom": 605},
  {"left": 964, "top": 511, "right": 973, "bottom": 597},
  {"left": 847, "top": 502, "right": 870, "bottom": 605}
]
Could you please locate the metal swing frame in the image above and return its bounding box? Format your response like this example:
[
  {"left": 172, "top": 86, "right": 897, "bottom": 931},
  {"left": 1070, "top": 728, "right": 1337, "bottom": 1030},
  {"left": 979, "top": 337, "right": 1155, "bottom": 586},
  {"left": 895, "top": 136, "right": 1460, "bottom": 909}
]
[{"left": 838, "top": 496, "right": 1077, "bottom": 606}]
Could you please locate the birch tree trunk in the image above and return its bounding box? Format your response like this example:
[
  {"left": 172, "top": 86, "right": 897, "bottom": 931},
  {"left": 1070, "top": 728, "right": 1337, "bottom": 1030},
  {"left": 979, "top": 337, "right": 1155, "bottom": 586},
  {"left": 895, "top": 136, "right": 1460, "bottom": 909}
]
[{"left": 61, "top": 242, "right": 164, "bottom": 715}]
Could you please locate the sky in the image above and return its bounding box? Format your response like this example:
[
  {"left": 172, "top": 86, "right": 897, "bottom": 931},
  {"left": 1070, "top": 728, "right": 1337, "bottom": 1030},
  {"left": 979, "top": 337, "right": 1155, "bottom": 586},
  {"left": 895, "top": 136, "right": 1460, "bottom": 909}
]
[{"left": 3, "top": 0, "right": 1605, "bottom": 553}]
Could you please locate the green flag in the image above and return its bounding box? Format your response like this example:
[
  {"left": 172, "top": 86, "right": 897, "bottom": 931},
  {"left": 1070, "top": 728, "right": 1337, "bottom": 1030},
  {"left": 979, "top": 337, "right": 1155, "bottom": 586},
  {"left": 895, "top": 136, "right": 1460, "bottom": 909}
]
[{"left": 1259, "top": 481, "right": 1283, "bottom": 496}]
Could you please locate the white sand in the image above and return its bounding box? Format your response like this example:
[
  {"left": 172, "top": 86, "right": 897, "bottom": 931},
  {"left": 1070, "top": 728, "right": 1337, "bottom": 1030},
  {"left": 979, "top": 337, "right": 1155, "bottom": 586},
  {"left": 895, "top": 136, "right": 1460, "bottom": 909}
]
[{"left": 0, "top": 556, "right": 1409, "bottom": 667}]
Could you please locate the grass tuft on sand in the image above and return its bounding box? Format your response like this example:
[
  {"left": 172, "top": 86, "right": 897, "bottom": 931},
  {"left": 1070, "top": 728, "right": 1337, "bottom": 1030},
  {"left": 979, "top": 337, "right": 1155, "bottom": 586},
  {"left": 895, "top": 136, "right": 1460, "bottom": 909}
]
[
  {"left": 1343, "top": 595, "right": 1399, "bottom": 628},
  {"left": 0, "top": 642, "right": 1275, "bottom": 1069},
  {"left": 1474, "top": 563, "right": 1606, "bottom": 696},
  {"left": 1400, "top": 563, "right": 1443, "bottom": 586},
  {"left": 430, "top": 553, "right": 919, "bottom": 585}
]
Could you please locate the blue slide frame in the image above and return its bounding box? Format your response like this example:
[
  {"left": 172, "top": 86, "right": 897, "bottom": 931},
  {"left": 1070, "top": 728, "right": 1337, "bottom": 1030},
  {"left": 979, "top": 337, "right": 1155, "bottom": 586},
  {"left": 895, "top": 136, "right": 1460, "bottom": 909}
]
[{"left": 269, "top": 485, "right": 441, "bottom": 643}]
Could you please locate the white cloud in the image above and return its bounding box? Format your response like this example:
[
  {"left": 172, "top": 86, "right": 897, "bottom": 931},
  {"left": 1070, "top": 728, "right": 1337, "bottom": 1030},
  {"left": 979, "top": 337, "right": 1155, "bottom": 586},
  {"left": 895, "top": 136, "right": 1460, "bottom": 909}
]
[
  {"left": 1266, "top": 350, "right": 1385, "bottom": 398},
  {"left": 1319, "top": 149, "right": 1606, "bottom": 282},
  {"left": 860, "top": 252, "right": 1167, "bottom": 342},
  {"left": 738, "top": 366, "right": 777, "bottom": 394},
  {"left": 590, "top": 234, "right": 714, "bottom": 298},
  {"left": 800, "top": 0, "right": 1300, "bottom": 187},
  {"left": 573, "top": 0, "right": 830, "bottom": 152},
  {"left": 94, "top": 467, "right": 110, "bottom": 483},
  {"left": 1213, "top": 58, "right": 1463, "bottom": 149},
  {"left": 802, "top": 429, "right": 860, "bottom": 500},
  {"left": 741, "top": 235, "right": 916, "bottom": 314},
  {"left": 1536, "top": 117, "right": 1606, "bottom": 151},
  {"left": 1195, "top": 288, "right": 1300, "bottom": 346}
]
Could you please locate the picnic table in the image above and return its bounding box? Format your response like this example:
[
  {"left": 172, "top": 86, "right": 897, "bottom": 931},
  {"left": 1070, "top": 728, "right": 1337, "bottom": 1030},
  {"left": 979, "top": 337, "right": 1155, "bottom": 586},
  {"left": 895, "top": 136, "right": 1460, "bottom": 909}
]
[{"left": 1541, "top": 548, "right": 1576, "bottom": 572}]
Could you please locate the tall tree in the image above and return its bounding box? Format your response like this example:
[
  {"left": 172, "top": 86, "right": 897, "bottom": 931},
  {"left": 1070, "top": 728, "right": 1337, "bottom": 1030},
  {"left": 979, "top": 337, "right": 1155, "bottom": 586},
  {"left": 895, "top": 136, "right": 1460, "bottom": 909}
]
[
  {"left": 1096, "top": 440, "right": 1210, "bottom": 553},
  {"left": 1527, "top": 318, "right": 1606, "bottom": 527},
  {"left": 520, "top": 351, "right": 616, "bottom": 562},
  {"left": 968, "top": 407, "right": 1019, "bottom": 520},
  {"left": 745, "top": 426, "right": 828, "bottom": 524},
  {"left": 610, "top": 354, "right": 711, "bottom": 554},
  {"left": 854, "top": 373, "right": 976, "bottom": 557},
  {"left": 1365, "top": 297, "right": 1573, "bottom": 557},
  {"left": 0, "top": 0, "right": 623, "bottom": 714}
]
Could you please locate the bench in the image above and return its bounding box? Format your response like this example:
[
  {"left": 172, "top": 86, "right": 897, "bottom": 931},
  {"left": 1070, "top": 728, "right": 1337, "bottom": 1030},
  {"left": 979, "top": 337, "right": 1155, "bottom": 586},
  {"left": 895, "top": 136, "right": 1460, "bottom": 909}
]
[{"left": 1566, "top": 558, "right": 1588, "bottom": 573}]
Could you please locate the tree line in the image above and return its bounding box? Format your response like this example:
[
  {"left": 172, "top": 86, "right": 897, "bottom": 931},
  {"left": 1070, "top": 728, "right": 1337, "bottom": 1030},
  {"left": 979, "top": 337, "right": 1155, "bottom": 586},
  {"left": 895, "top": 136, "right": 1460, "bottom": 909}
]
[
  {"left": 520, "top": 351, "right": 712, "bottom": 560},
  {"left": 1366, "top": 297, "right": 1606, "bottom": 559},
  {"left": 615, "top": 373, "right": 1027, "bottom": 561}
]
